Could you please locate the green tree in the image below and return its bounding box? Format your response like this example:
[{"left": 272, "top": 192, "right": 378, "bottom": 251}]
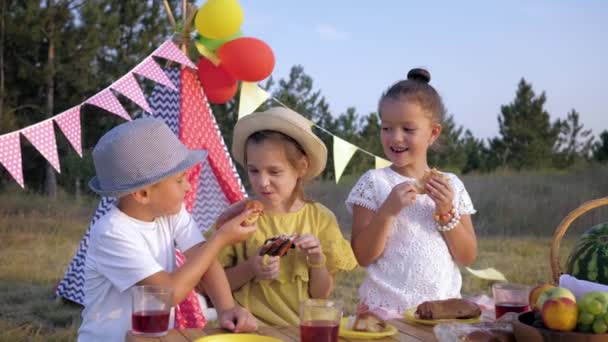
[
  {"left": 3, "top": 0, "right": 173, "bottom": 193},
  {"left": 553, "top": 109, "right": 594, "bottom": 168},
  {"left": 593, "top": 130, "right": 608, "bottom": 163},
  {"left": 495, "top": 78, "right": 560, "bottom": 170},
  {"left": 428, "top": 114, "right": 467, "bottom": 172}
]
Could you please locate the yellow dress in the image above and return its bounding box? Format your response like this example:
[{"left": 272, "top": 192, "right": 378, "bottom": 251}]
[{"left": 217, "top": 202, "right": 357, "bottom": 326}]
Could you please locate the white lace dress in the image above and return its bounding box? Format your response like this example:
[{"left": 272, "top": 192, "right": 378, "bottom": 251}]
[{"left": 345, "top": 167, "right": 476, "bottom": 314}]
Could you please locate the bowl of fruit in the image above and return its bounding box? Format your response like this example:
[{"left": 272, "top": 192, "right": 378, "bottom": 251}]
[
  {"left": 513, "top": 197, "right": 608, "bottom": 341},
  {"left": 513, "top": 291, "right": 608, "bottom": 341}
]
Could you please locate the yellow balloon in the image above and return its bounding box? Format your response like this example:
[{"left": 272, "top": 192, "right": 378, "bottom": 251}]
[{"left": 195, "top": 0, "right": 243, "bottom": 40}]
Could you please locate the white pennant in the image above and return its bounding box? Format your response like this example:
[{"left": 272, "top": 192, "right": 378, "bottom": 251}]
[
  {"left": 333, "top": 136, "right": 358, "bottom": 183},
  {"left": 238, "top": 82, "right": 270, "bottom": 119},
  {"left": 375, "top": 157, "right": 391, "bottom": 169}
]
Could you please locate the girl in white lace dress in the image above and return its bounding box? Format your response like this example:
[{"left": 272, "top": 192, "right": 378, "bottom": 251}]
[{"left": 346, "top": 68, "right": 478, "bottom": 319}]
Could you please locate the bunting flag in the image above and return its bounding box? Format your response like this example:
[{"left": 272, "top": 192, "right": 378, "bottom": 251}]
[
  {"left": 153, "top": 40, "right": 197, "bottom": 69},
  {"left": 375, "top": 156, "right": 391, "bottom": 169},
  {"left": 133, "top": 57, "right": 177, "bottom": 91},
  {"left": 86, "top": 89, "right": 131, "bottom": 121},
  {"left": 333, "top": 136, "right": 358, "bottom": 183},
  {"left": 0, "top": 39, "right": 197, "bottom": 189},
  {"left": 21, "top": 120, "right": 61, "bottom": 172},
  {"left": 54, "top": 106, "right": 83, "bottom": 157},
  {"left": 238, "top": 82, "right": 270, "bottom": 119},
  {"left": 111, "top": 73, "right": 151, "bottom": 113},
  {"left": 194, "top": 41, "right": 220, "bottom": 66},
  {"left": 0, "top": 132, "right": 24, "bottom": 188}
]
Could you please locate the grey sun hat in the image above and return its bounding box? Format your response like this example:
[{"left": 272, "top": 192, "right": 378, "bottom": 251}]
[
  {"left": 232, "top": 106, "right": 327, "bottom": 180},
  {"left": 89, "top": 118, "right": 207, "bottom": 198}
]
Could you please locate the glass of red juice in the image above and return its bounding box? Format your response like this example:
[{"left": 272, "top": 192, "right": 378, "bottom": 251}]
[
  {"left": 131, "top": 285, "right": 173, "bottom": 337},
  {"left": 492, "top": 282, "right": 530, "bottom": 319},
  {"left": 299, "top": 299, "right": 342, "bottom": 342}
]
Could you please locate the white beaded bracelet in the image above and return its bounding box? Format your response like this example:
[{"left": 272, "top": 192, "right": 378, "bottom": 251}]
[{"left": 436, "top": 209, "right": 461, "bottom": 232}]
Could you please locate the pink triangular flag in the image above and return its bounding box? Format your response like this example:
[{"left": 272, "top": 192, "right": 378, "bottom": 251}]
[
  {"left": 0, "top": 132, "right": 25, "bottom": 188},
  {"left": 133, "top": 57, "right": 177, "bottom": 90},
  {"left": 86, "top": 89, "right": 131, "bottom": 121},
  {"left": 153, "top": 40, "right": 197, "bottom": 69},
  {"left": 111, "top": 73, "right": 151, "bottom": 113},
  {"left": 21, "top": 120, "right": 61, "bottom": 173},
  {"left": 54, "top": 106, "right": 83, "bottom": 157}
]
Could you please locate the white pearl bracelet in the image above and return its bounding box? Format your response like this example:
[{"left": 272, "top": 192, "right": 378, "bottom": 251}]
[{"left": 436, "top": 210, "right": 461, "bottom": 232}]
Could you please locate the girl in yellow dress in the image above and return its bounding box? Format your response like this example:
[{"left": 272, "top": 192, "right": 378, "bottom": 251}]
[{"left": 214, "top": 107, "right": 357, "bottom": 326}]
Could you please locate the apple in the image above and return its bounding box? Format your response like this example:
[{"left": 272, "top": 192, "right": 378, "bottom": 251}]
[
  {"left": 536, "top": 287, "right": 576, "bottom": 311},
  {"left": 541, "top": 297, "right": 578, "bottom": 332},
  {"left": 529, "top": 284, "right": 555, "bottom": 311}
]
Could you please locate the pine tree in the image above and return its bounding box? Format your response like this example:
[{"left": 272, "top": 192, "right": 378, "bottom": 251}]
[
  {"left": 593, "top": 130, "right": 608, "bottom": 163},
  {"left": 553, "top": 109, "right": 594, "bottom": 168},
  {"left": 495, "top": 78, "right": 560, "bottom": 170}
]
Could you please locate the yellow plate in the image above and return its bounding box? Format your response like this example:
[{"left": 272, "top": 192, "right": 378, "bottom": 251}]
[
  {"left": 194, "top": 334, "right": 282, "bottom": 342},
  {"left": 403, "top": 307, "right": 481, "bottom": 326},
  {"left": 338, "top": 317, "right": 398, "bottom": 339}
]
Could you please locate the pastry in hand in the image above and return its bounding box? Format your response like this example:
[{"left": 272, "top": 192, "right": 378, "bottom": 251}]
[
  {"left": 413, "top": 168, "right": 444, "bottom": 194},
  {"left": 241, "top": 200, "right": 264, "bottom": 226},
  {"left": 258, "top": 234, "right": 296, "bottom": 257},
  {"left": 415, "top": 298, "right": 481, "bottom": 320},
  {"left": 347, "top": 312, "right": 386, "bottom": 332}
]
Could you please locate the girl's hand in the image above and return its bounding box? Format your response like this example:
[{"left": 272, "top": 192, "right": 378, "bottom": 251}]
[
  {"left": 294, "top": 234, "right": 324, "bottom": 265},
  {"left": 249, "top": 248, "right": 280, "bottom": 280},
  {"left": 380, "top": 181, "right": 417, "bottom": 216},
  {"left": 426, "top": 175, "right": 454, "bottom": 215}
]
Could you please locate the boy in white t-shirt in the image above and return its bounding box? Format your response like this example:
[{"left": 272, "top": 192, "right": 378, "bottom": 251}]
[{"left": 78, "top": 118, "right": 258, "bottom": 342}]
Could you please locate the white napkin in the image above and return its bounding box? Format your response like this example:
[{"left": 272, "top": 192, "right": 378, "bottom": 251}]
[{"left": 559, "top": 274, "right": 608, "bottom": 300}]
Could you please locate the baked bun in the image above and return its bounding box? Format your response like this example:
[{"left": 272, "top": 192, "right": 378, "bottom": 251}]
[
  {"left": 241, "top": 200, "right": 264, "bottom": 226},
  {"left": 413, "top": 168, "right": 444, "bottom": 194},
  {"left": 349, "top": 312, "right": 386, "bottom": 332},
  {"left": 259, "top": 234, "right": 296, "bottom": 257}
]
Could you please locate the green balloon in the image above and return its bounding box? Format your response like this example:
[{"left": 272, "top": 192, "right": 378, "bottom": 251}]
[{"left": 196, "top": 30, "right": 243, "bottom": 52}]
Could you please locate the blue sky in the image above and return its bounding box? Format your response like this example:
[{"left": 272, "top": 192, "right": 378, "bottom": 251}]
[{"left": 199, "top": 1, "right": 607, "bottom": 140}]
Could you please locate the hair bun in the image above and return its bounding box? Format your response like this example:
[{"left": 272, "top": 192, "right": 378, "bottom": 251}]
[{"left": 407, "top": 68, "right": 431, "bottom": 84}]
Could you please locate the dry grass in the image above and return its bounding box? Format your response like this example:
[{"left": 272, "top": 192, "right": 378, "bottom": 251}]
[{"left": 0, "top": 164, "right": 606, "bottom": 340}]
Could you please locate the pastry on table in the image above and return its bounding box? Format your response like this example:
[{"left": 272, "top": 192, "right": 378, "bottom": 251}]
[{"left": 415, "top": 298, "right": 481, "bottom": 320}]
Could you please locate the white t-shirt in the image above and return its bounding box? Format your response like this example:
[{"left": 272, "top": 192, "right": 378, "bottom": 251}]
[
  {"left": 78, "top": 205, "right": 204, "bottom": 342},
  {"left": 345, "top": 167, "right": 476, "bottom": 314}
]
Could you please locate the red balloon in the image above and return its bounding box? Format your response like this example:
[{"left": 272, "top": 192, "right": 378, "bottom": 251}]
[
  {"left": 217, "top": 37, "right": 275, "bottom": 82},
  {"left": 196, "top": 57, "right": 238, "bottom": 104}
]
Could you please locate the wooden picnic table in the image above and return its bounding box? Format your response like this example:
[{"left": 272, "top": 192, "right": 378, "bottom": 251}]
[{"left": 126, "top": 319, "right": 437, "bottom": 341}]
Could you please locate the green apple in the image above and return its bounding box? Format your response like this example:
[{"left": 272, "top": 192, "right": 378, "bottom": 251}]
[{"left": 536, "top": 287, "right": 576, "bottom": 311}]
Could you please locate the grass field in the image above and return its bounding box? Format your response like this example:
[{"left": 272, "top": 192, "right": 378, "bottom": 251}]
[{"left": 1, "top": 165, "right": 606, "bottom": 341}]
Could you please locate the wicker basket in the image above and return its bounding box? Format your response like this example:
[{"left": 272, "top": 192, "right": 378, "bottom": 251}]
[
  {"left": 550, "top": 196, "right": 608, "bottom": 284},
  {"left": 513, "top": 197, "right": 608, "bottom": 341}
]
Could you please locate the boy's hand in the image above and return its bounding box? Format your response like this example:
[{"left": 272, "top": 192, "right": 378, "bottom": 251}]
[
  {"left": 250, "top": 247, "right": 280, "bottom": 280},
  {"left": 294, "top": 234, "right": 324, "bottom": 265},
  {"left": 219, "top": 306, "right": 257, "bottom": 333},
  {"left": 426, "top": 176, "right": 454, "bottom": 215},
  {"left": 380, "top": 181, "right": 417, "bottom": 216},
  {"left": 214, "top": 209, "right": 257, "bottom": 246},
  {"left": 214, "top": 200, "right": 248, "bottom": 228}
]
